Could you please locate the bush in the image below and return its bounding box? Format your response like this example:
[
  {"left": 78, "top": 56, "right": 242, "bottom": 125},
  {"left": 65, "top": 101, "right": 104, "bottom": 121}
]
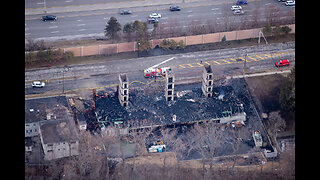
[
  {"left": 177, "top": 40, "right": 186, "bottom": 49},
  {"left": 25, "top": 49, "right": 74, "bottom": 65},
  {"left": 160, "top": 39, "right": 186, "bottom": 50},
  {"left": 169, "top": 39, "right": 178, "bottom": 50},
  {"left": 63, "top": 51, "right": 74, "bottom": 61},
  {"left": 221, "top": 35, "right": 226, "bottom": 42},
  {"left": 160, "top": 39, "right": 170, "bottom": 50},
  {"left": 281, "top": 25, "right": 291, "bottom": 35}
]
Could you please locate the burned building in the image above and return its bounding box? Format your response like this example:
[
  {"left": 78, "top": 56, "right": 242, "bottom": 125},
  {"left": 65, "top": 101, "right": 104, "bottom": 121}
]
[
  {"left": 94, "top": 79, "right": 247, "bottom": 136},
  {"left": 118, "top": 73, "right": 129, "bottom": 107},
  {"left": 165, "top": 71, "right": 175, "bottom": 101},
  {"left": 202, "top": 65, "right": 214, "bottom": 98}
]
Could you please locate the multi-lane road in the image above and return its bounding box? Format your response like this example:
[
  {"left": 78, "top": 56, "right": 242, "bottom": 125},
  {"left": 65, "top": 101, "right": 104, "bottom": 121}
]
[
  {"left": 25, "top": 0, "right": 295, "bottom": 42},
  {"left": 25, "top": 42, "right": 295, "bottom": 98}
]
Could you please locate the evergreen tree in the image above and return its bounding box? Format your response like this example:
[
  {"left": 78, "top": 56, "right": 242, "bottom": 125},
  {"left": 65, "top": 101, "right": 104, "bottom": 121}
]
[{"left": 104, "top": 17, "right": 121, "bottom": 42}]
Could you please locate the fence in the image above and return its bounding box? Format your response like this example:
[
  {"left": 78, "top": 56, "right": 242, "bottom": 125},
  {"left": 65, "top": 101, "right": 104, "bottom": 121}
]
[{"left": 29, "top": 24, "right": 295, "bottom": 57}]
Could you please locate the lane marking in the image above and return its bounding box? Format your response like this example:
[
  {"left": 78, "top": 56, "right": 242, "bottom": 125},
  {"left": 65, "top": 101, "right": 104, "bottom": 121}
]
[
  {"left": 178, "top": 65, "right": 187, "bottom": 68},
  {"left": 210, "top": 61, "right": 222, "bottom": 65},
  {"left": 220, "top": 59, "right": 233, "bottom": 64}
]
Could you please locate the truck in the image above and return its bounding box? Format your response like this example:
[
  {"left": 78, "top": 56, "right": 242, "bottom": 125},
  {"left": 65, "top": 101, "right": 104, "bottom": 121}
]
[
  {"left": 144, "top": 67, "right": 171, "bottom": 78},
  {"left": 252, "top": 130, "right": 262, "bottom": 147},
  {"left": 143, "top": 57, "right": 174, "bottom": 78},
  {"left": 148, "top": 140, "right": 166, "bottom": 153}
]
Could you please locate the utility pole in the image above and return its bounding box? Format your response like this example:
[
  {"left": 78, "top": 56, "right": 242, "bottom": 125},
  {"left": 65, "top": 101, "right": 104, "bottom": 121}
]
[{"left": 243, "top": 52, "right": 247, "bottom": 74}]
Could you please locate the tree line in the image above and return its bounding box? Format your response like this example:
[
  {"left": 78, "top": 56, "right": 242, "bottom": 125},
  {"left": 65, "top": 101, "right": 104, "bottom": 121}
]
[{"left": 26, "top": 121, "right": 294, "bottom": 179}]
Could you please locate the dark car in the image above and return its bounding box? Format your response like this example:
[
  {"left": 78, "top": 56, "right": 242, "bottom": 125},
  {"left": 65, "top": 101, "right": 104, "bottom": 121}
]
[
  {"left": 170, "top": 6, "right": 181, "bottom": 11},
  {"left": 237, "top": 1, "right": 247, "bottom": 5},
  {"left": 147, "top": 17, "right": 159, "bottom": 24},
  {"left": 42, "top": 15, "right": 57, "bottom": 21},
  {"left": 120, "top": 10, "right": 132, "bottom": 15}
]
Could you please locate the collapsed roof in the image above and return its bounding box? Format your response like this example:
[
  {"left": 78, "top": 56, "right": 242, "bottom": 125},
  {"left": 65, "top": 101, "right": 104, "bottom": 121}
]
[{"left": 94, "top": 80, "right": 247, "bottom": 129}]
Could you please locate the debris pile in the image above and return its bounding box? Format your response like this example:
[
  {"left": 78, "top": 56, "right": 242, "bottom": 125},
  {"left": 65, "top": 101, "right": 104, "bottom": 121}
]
[{"left": 93, "top": 81, "right": 246, "bottom": 130}]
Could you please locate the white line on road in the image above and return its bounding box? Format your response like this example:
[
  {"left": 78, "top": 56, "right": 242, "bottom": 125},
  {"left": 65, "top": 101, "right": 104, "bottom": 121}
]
[
  {"left": 51, "top": 31, "right": 59, "bottom": 33},
  {"left": 49, "top": 26, "right": 58, "bottom": 28},
  {"left": 78, "top": 29, "right": 86, "bottom": 31},
  {"left": 77, "top": 24, "right": 86, "bottom": 26}
]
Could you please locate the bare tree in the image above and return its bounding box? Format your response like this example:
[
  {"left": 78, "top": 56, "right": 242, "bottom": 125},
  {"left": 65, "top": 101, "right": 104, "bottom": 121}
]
[{"left": 267, "top": 111, "right": 286, "bottom": 139}]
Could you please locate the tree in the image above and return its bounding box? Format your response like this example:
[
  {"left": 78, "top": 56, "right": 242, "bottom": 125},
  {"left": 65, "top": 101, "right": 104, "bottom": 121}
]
[
  {"left": 263, "top": 22, "right": 272, "bottom": 36},
  {"left": 123, "top": 22, "right": 134, "bottom": 42},
  {"left": 104, "top": 17, "right": 121, "bottom": 42},
  {"left": 272, "top": 24, "right": 282, "bottom": 39},
  {"left": 279, "top": 66, "right": 295, "bottom": 111},
  {"left": 281, "top": 25, "right": 291, "bottom": 35}
]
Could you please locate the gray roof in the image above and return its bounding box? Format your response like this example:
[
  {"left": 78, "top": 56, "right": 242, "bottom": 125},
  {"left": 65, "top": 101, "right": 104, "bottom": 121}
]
[
  {"left": 25, "top": 96, "right": 70, "bottom": 123},
  {"left": 40, "top": 118, "right": 79, "bottom": 144}
]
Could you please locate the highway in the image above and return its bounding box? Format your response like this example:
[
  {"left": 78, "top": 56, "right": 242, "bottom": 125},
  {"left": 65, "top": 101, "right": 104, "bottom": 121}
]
[
  {"left": 25, "top": 0, "right": 295, "bottom": 41},
  {"left": 25, "top": 42, "right": 295, "bottom": 98}
]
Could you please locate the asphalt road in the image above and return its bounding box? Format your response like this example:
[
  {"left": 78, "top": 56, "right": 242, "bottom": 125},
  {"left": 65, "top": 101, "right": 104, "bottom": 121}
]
[
  {"left": 25, "top": 42, "right": 295, "bottom": 98},
  {"left": 25, "top": 0, "right": 134, "bottom": 9},
  {"left": 25, "top": 0, "right": 295, "bottom": 41}
]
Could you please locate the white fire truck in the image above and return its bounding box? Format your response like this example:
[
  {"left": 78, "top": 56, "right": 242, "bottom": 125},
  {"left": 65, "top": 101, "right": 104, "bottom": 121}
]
[{"left": 143, "top": 57, "right": 174, "bottom": 78}]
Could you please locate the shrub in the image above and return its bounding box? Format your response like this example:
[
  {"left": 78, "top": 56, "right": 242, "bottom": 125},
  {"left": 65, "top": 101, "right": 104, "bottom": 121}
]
[
  {"left": 160, "top": 39, "right": 170, "bottom": 50},
  {"left": 221, "top": 35, "right": 226, "bottom": 42},
  {"left": 281, "top": 25, "right": 291, "bottom": 35},
  {"left": 177, "top": 40, "right": 186, "bottom": 49},
  {"left": 169, "top": 39, "right": 178, "bottom": 50}
]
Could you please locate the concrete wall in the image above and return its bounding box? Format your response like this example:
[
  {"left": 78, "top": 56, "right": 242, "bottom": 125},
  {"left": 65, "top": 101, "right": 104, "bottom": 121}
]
[{"left": 35, "top": 24, "right": 294, "bottom": 57}]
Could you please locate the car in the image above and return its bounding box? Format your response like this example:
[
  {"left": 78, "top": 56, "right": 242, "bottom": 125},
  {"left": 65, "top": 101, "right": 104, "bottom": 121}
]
[
  {"left": 147, "top": 17, "right": 159, "bottom": 24},
  {"left": 275, "top": 59, "right": 290, "bottom": 67},
  {"left": 170, "top": 6, "right": 181, "bottom": 11},
  {"left": 149, "top": 13, "right": 161, "bottom": 18},
  {"left": 236, "top": 1, "right": 247, "bottom": 5},
  {"left": 233, "top": 9, "right": 244, "bottom": 15},
  {"left": 285, "top": 1, "right": 295, "bottom": 6},
  {"left": 42, "top": 15, "right": 57, "bottom": 21},
  {"left": 32, "top": 81, "right": 45, "bottom": 88},
  {"left": 231, "top": 5, "right": 242, "bottom": 11},
  {"left": 120, "top": 10, "right": 132, "bottom": 15}
]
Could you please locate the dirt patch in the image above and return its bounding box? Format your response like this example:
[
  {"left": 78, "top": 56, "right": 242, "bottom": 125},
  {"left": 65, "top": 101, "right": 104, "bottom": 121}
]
[{"left": 245, "top": 74, "right": 295, "bottom": 131}]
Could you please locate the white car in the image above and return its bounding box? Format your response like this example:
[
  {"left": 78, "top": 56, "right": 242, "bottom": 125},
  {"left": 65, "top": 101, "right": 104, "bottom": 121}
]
[
  {"left": 32, "top": 81, "right": 45, "bottom": 88},
  {"left": 233, "top": 9, "right": 244, "bottom": 15},
  {"left": 231, "top": 5, "right": 242, "bottom": 11},
  {"left": 149, "top": 13, "right": 161, "bottom": 18},
  {"left": 285, "top": 1, "right": 295, "bottom": 6}
]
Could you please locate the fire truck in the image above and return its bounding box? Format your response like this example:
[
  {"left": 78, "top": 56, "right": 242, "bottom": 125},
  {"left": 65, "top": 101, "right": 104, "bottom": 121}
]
[
  {"left": 144, "top": 67, "right": 171, "bottom": 78},
  {"left": 143, "top": 57, "right": 174, "bottom": 78}
]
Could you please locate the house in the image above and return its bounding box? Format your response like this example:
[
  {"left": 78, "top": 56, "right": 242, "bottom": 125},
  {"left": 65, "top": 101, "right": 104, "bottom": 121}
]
[
  {"left": 25, "top": 96, "right": 80, "bottom": 161},
  {"left": 39, "top": 119, "right": 79, "bottom": 161}
]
